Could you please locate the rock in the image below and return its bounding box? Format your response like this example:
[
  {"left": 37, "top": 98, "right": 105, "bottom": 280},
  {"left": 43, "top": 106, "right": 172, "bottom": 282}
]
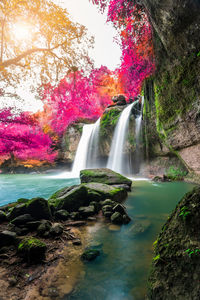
[
  {"left": 87, "top": 217, "right": 97, "bottom": 221},
  {"left": 73, "top": 239, "right": 82, "bottom": 246},
  {"left": 78, "top": 206, "right": 96, "bottom": 218},
  {"left": 26, "top": 221, "right": 42, "bottom": 230},
  {"left": 103, "top": 211, "right": 113, "bottom": 218},
  {"left": 17, "top": 198, "right": 29, "bottom": 204},
  {"left": 27, "top": 197, "right": 52, "bottom": 220},
  {"left": 11, "top": 214, "right": 34, "bottom": 226},
  {"left": 7, "top": 203, "right": 27, "bottom": 221},
  {"left": 90, "top": 201, "right": 101, "bottom": 212},
  {"left": 113, "top": 204, "right": 126, "bottom": 215},
  {"left": 112, "top": 95, "right": 126, "bottom": 105},
  {"left": 81, "top": 249, "right": 100, "bottom": 261},
  {"left": 54, "top": 209, "right": 70, "bottom": 221},
  {"left": 50, "top": 223, "right": 63, "bottom": 236},
  {"left": 87, "top": 190, "right": 102, "bottom": 202},
  {"left": 37, "top": 220, "right": 51, "bottom": 237},
  {"left": 128, "top": 220, "right": 151, "bottom": 237},
  {"left": 70, "top": 212, "right": 80, "bottom": 220},
  {"left": 112, "top": 184, "right": 132, "bottom": 191},
  {"left": 123, "top": 214, "right": 131, "bottom": 224},
  {"left": 84, "top": 182, "right": 127, "bottom": 202},
  {"left": 102, "top": 205, "right": 113, "bottom": 213},
  {"left": 0, "top": 210, "right": 7, "bottom": 222},
  {"left": 18, "top": 237, "right": 47, "bottom": 262},
  {"left": 80, "top": 168, "right": 132, "bottom": 188},
  {"left": 49, "top": 185, "right": 88, "bottom": 212},
  {"left": 101, "top": 199, "right": 115, "bottom": 207},
  {"left": 0, "top": 231, "right": 17, "bottom": 248},
  {"left": 111, "top": 212, "right": 124, "bottom": 224},
  {"left": 87, "top": 241, "right": 103, "bottom": 249},
  {"left": 152, "top": 176, "right": 164, "bottom": 182}
]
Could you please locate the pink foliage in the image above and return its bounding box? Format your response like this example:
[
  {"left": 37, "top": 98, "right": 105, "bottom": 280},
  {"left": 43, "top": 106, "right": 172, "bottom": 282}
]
[{"left": 0, "top": 108, "right": 56, "bottom": 161}]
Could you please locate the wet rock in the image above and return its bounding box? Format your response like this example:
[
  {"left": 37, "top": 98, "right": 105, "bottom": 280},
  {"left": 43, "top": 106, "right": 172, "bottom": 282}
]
[
  {"left": 17, "top": 198, "right": 29, "bottom": 204},
  {"left": 54, "top": 209, "right": 70, "bottom": 221},
  {"left": 0, "top": 231, "right": 17, "bottom": 248},
  {"left": 112, "top": 184, "right": 132, "bottom": 191},
  {"left": 0, "top": 210, "right": 7, "bottom": 223},
  {"left": 87, "top": 190, "right": 102, "bottom": 202},
  {"left": 49, "top": 185, "right": 88, "bottom": 212},
  {"left": 110, "top": 212, "right": 124, "bottom": 224},
  {"left": 78, "top": 206, "right": 96, "bottom": 218},
  {"left": 103, "top": 211, "right": 113, "bottom": 218},
  {"left": 50, "top": 223, "right": 63, "bottom": 236},
  {"left": 90, "top": 201, "right": 101, "bottom": 212},
  {"left": 27, "top": 197, "right": 52, "bottom": 220},
  {"left": 80, "top": 168, "right": 132, "bottom": 188},
  {"left": 123, "top": 214, "right": 131, "bottom": 224},
  {"left": 81, "top": 249, "right": 100, "bottom": 261},
  {"left": 18, "top": 237, "right": 47, "bottom": 262},
  {"left": 11, "top": 214, "right": 34, "bottom": 226},
  {"left": 102, "top": 205, "right": 113, "bottom": 213},
  {"left": 26, "top": 221, "right": 42, "bottom": 230}
]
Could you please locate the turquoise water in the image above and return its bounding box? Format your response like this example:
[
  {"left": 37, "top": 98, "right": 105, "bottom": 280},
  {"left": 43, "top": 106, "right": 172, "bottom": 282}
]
[
  {"left": 65, "top": 180, "right": 195, "bottom": 300},
  {"left": 0, "top": 175, "right": 195, "bottom": 299},
  {"left": 0, "top": 174, "right": 80, "bottom": 204}
]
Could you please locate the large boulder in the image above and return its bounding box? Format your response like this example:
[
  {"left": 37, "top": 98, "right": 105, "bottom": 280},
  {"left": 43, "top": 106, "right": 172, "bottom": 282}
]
[
  {"left": 80, "top": 168, "right": 132, "bottom": 189},
  {"left": 49, "top": 185, "right": 88, "bottom": 212},
  {"left": 84, "top": 182, "right": 127, "bottom": 202},
  {"left": 7, "top": 203, "right": 27, "bottom": 221},
  {"left": 27, "top": 197, "right": 52, "bottom": 220}
]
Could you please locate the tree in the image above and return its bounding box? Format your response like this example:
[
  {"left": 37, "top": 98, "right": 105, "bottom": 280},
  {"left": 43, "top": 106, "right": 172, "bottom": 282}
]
[
  {"left": 0, "top": 0, "right": 94, "bottom": 89},
  {"left": 0, "top": 108, "right": 56, "bottom": 162}
]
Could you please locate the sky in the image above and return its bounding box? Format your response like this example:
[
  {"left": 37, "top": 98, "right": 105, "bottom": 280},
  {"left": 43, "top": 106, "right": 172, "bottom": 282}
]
[{"left": 0, "top": 0, "right": 122, "bottom": 113}]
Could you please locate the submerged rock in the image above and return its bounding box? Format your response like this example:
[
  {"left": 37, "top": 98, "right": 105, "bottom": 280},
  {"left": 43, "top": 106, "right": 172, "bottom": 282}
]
[
  {"left": 80, "top": 168, "right": 132, "bottom": 188},
  {"left": 128, "top": 220, "right": 151, "bottom": 237},
  {"left": 81, "top": 249, "right": 100, "bottom": 261}
]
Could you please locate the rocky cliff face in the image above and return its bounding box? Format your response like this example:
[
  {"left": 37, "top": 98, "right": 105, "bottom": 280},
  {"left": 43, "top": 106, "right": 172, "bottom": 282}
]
[{"left": 143, "top": 0, "right": 200, "bottom": 177}]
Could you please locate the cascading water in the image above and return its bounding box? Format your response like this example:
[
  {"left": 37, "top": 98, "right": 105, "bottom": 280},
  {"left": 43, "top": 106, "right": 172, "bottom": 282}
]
[
  {"left": 86, "top": 118, "right": 101, "bottom": 168},
  {"left": 71, "top": 124, "right": 95, "bottom": 177},
  {"left": 107, "top": 102, "right": 136, "bottom": 174}
]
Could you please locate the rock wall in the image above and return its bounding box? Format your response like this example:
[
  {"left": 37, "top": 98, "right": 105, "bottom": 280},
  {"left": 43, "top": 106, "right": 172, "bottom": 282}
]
[{"left": 143, "top": 0, "right": 200, "bottom": 177}]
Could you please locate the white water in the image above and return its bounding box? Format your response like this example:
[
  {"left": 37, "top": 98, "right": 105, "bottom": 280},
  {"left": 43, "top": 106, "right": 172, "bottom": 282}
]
[
  {"left": 107, "top": 102, "right": 136, "bottom": 174},
  {"left": 86, "top": 118, "right": 101, "bottom": 168}
]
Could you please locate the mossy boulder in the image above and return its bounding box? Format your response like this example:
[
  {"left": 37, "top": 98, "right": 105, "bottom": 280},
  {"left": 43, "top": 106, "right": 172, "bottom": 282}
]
[
  {"left": 27, "top": 197, "right": 52, "bottom": 220},
  {"left": 80, "top": 168, "right": 132, "bottom": 188},
  {"left": 110, "top": 212, "right": 124, "bottom": 224},
  {"left": 147, "top": 186, "right": 200, "bottom": 299},
  {"left": 84, "top": 182, "right": 127, "bottom": 202},
  {"left": 11, "top": 214, "right": 34, "bottom": 226},
  {"left": 54, "top": 209, "right": 70, "bottom": 221},
  {"left": 49, "top": 185, "right": 88, "bottom": 212},
  {"left": 18, "top": 237, "right": 47, "bottom": 262}
]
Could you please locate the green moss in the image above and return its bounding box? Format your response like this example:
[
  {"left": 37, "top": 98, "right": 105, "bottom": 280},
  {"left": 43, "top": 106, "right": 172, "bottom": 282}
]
[
  {"left": 18, "top": 238, "right": 46, "bottom": 251},
  {"left": 153, "top": 254, "right": 160, "bottom": 261},
  {"left": 100, "top": 109, "right": 121, "bottom": 138}
]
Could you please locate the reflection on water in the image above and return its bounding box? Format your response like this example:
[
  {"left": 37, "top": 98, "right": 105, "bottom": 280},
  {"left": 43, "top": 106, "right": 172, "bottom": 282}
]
[{"left": 65, "top": 181, "right": 195, "bottom": 300}]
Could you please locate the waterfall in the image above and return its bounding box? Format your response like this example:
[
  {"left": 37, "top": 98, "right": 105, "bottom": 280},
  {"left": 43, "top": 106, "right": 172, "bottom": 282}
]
[
  {"left": 107, "top": 102, "right": 136, "bottom": 174},
  {"left": 86, "top": 118, "right": 101, "bottom": 168},
  {"left": 71, "top": 124, "right": 95, "bottom": 177}
]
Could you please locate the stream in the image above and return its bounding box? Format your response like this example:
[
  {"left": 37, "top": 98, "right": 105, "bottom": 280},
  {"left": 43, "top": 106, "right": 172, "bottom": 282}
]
[{"left": 0, "top": 174, "right": 195, "bottom": 300}]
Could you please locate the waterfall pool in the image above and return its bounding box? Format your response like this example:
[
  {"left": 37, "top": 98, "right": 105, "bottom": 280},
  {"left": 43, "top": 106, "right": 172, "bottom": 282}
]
[{"left": 0, "top": 174, "right": 195, "bottom": 299}]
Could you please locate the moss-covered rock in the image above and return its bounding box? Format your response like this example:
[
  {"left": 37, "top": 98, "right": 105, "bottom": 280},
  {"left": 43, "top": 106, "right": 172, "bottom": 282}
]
[
  {"left": 49, "top": 185, "right": 88, "bottom": 212},
  {"left": 84, "top": 182, "right": 127, "bottom": 202},
  {"left": 80, "top": 168, "right": 132, "bottom": 188},
  {"left": 18, "top": 237, "right": 47, "bottom": 262},
  {"left": 27, "top": 197, "right": 52, "bottom": 220},
  {"left": 7, "top": 203, "right": 27, "bottom": 221},
  {"left": 110, "top": 212, "right": 124, "bottom": 224},
  {"left": 147, "top": 186, "right": 200, "bottom": 299}
]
